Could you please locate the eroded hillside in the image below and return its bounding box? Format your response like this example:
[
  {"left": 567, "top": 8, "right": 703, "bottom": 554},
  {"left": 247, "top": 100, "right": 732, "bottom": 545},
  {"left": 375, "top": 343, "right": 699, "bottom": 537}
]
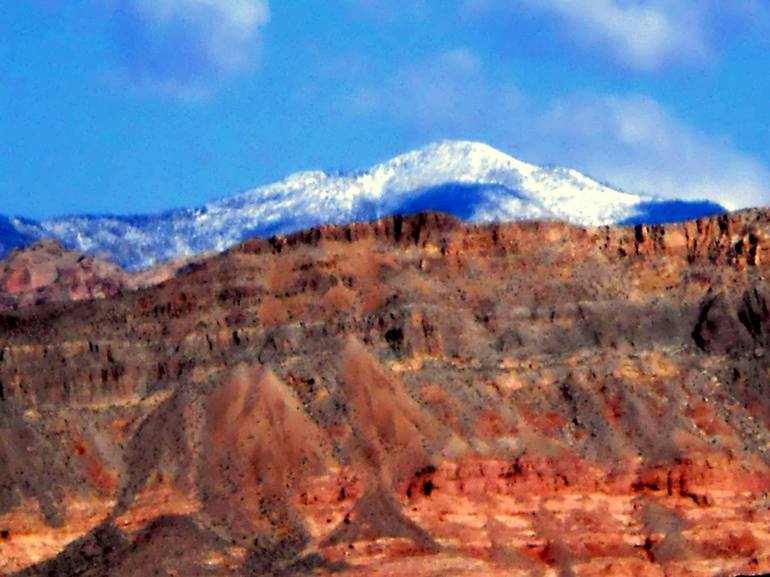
[
  {"left": 0, "top": 240, "right": 198, "bottom": 313},
  {"left": 1, "top": 211, "right": 770, "bottom": 577}
]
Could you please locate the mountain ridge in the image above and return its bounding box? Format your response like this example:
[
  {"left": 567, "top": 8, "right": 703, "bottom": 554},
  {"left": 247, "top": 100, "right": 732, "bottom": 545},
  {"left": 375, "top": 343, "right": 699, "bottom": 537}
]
[{"left": 1, "top": 141, "right": 726, "bottom": 270}]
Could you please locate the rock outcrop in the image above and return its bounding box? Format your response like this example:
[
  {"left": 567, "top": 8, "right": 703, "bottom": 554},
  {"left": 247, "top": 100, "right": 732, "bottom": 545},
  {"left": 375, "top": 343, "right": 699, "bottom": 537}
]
[
  {"left": 1, "top": 211, "right": 770, "bottom": 577},
  {"left": 0, "top": 241, "right": 202, "bottom": 312},
  {"left": 0, "top": 241, "right": 128, "bottom": 310}
]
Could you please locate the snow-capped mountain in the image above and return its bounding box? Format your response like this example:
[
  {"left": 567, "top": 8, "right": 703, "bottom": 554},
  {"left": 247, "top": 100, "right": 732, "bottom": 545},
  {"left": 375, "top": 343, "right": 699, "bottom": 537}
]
[{"left": 2, "top": 141, "right": 724, "bottom": 270}]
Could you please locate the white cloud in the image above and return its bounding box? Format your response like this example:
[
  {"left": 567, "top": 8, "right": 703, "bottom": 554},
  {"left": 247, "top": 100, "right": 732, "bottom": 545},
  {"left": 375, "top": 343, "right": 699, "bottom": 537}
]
[
  {"left": 351, "top": 48, "right": 524, "bottom": 134},
  {"left": 526, "top": 0, "right": 706, "bottom": 70},
  {"left": 112, "top": 0, "right": 270, "bottom": 97},
  {"left": 463, "top": 0, "right": 770, "bottom": 71},
  {"left": 531, "top": 95, "right": 770, "bottom": 210},
  {"left": 350, "top": 50, "right": 769, "bottom": 209}
]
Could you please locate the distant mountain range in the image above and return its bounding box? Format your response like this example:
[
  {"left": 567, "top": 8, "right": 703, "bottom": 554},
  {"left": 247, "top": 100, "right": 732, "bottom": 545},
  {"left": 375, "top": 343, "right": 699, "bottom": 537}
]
[{"left": 1, "top": 141, "right": 725, "bottom": 270}]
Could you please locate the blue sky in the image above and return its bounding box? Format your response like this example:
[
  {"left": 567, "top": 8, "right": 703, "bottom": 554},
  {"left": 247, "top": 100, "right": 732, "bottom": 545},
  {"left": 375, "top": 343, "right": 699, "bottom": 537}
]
[{"left": 1, "top": 0, "right": 769, "bottom": 219}]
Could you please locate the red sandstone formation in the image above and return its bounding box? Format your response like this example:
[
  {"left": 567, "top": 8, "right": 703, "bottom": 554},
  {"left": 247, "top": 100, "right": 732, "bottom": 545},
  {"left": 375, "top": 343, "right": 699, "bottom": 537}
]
[
  {"left": 1, "top": 211, "right": 770, "bottom": 577},
  {"left": 0, "top": 241, "right": 199, "bottom": 312},
  {"left": 0, "top": 241, "right": 128, "bottom": 310}
]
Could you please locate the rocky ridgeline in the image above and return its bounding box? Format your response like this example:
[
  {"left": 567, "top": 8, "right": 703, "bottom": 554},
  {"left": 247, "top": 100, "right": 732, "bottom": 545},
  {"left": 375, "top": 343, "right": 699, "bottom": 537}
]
[
  {"left": 237, "top": 210, "right": 768, "bottom": 265},
  {"left": 0, "top": 211, "right": 769, "bottom": 577}
]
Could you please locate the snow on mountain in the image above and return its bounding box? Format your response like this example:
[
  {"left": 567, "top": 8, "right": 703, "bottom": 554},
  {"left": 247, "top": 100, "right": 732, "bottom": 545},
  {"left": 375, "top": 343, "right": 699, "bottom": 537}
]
[{"left": 1, "top": 141, "right": 725, "bottom": 271}]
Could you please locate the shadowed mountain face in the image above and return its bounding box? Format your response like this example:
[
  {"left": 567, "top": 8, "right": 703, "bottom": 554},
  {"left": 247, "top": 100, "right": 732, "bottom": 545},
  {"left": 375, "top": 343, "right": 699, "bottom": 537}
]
[
  {"left": 620, "top": 200, "right": 727, "bottom": 226},
  {"left": 0, "top": 217, "right": 38, "bottom": 260},
  {"left": 1, "top": 211, "right": 770, "bottom": 577}
]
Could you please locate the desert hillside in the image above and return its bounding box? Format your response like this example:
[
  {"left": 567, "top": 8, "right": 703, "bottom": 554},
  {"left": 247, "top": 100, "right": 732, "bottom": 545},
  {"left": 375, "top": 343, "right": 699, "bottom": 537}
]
[{"left": 1, "top": 211, "right": 770, "bottom": 577}]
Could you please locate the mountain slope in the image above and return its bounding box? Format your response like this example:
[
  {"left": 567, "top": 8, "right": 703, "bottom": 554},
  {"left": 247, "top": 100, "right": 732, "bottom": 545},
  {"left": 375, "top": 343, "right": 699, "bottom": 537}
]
[
  {"left": 2, "top": 141, "right": 726, "bottom": 270},
  {"left": 0, "top": 241, "right": 128, "bottom": 310},
  {"left": 0, "top": 241, "right": 202, "bottom": 312},
  {"left": 0, "top": 216, "right": 39, "bottom": 258},
  {"left": 2, "top": 211, "right": 770, "bottom": 577}
]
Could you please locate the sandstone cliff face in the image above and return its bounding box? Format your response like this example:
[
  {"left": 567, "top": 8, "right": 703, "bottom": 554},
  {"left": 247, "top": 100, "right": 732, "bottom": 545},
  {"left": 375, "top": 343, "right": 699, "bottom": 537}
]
[
  {"left": 0, "top": 241, "right": 128, "bottom": 311},
  {"left": 1, "top": 211, "right": 770, "bottom": 577},
  {"left": 0, "top": 241, "right": 198, "bottom": 313}
]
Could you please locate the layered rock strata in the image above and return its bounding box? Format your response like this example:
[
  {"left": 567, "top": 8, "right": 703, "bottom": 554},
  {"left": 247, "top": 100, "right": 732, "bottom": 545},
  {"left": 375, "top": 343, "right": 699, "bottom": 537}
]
[{"left": 1, "top": 211, "right": 770, "bottom": 577}]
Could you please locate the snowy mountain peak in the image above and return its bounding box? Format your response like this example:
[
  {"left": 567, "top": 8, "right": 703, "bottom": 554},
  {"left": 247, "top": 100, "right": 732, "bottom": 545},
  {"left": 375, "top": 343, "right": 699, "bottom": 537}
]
[
  {"left": 368, "top": 140, "right": 537, "bottom": 187},
  {"left": 385, "top": 139, "right": 526, "bottom": 167},
  {"left": 1, "top": 141, "right": 726, "bottom": 270},
  {"left": 408, "top": 140, "right": 535, "bottom": 170}
]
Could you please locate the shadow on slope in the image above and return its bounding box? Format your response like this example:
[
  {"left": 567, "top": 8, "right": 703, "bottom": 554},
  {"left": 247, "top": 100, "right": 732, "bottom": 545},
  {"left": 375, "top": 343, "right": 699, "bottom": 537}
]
[
  {"left": 0, "top": 216, "right": 39, "bottom": 260},
  {"left": 12, "top": 516, "right": 236, "bottom": 577},
  {"left": 621, "top": 200, "right": 726, "bottom": 226},
  {"left": 0, "top": 408, "right": 108, "bottom": 527},
  {"left": 392, "top": 183, "right": 527, "bottom": 221},
  {"left": 319, "top": 337, "right": 460, "bottom": 553}
]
